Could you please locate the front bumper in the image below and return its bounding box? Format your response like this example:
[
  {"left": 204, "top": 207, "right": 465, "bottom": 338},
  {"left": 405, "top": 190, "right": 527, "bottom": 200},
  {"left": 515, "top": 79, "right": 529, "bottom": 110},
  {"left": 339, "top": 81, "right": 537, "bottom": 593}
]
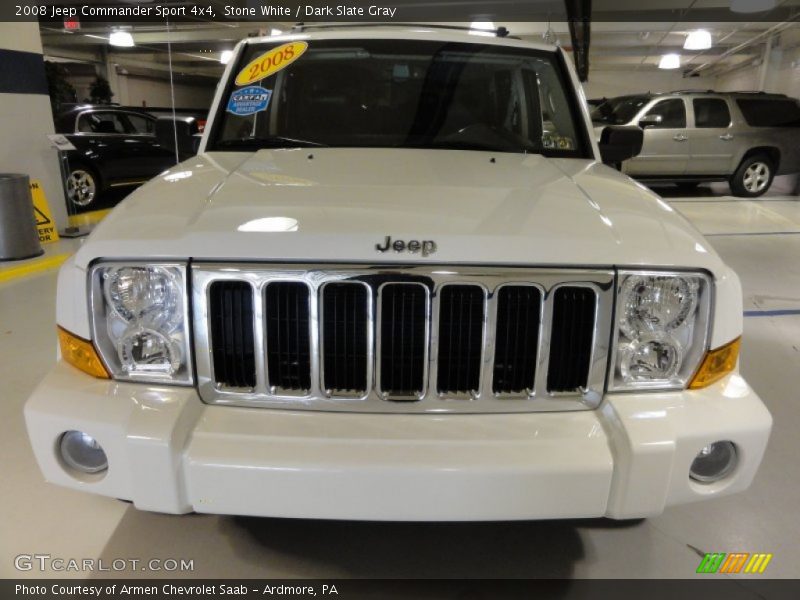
[{"left": 25, "top": 362, "right": 771, "bottom": 521}]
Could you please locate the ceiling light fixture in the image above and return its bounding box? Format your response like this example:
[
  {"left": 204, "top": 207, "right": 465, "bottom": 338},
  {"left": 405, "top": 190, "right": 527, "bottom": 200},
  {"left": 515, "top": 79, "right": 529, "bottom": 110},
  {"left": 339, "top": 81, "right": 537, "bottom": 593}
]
[
  {"left": 684, "top": 30, "right": 712, "bottom": 50},
  {"left": 730, "top": 0, "right": 776, "bottom": 13},
  {"left": 220, "top": 50, "right": 233, "bottom": 64},
  {"left": 109, "top": 31, "right": 134, "bottom": 47},
  {"left": 659, "top": 53, "right": 681, "bottom": 69}
]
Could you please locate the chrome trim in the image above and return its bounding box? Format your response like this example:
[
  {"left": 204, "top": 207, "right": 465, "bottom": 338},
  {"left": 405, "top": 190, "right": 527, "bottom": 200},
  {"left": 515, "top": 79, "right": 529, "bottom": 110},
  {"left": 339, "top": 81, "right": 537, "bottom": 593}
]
[
  {"left": 488, "top": 282, "right": 545, "bottom": 400},
  {"left": 192, "top": 264, "right": 615, "bottom": 413},
  {"left": 375, "top": 281, "right": 430, "bottom": 401},
  {"left": 430, "top": 282, "right": 489, "bottom": 401},
  {"left": 263, "top": 280, "right": 316, "bottom": 397},
  {"left": 543, "top": 283, "right": 606, "bottom": 402},
  {"left": 318, "top": 280, "right": 373, "bottom": 400}
]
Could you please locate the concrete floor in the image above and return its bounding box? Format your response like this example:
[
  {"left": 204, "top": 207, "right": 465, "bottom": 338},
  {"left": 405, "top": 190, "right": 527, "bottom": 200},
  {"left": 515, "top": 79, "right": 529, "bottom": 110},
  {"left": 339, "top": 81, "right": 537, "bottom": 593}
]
[{"left": 1, "top": 183, "right": 799, "bottom": 580}]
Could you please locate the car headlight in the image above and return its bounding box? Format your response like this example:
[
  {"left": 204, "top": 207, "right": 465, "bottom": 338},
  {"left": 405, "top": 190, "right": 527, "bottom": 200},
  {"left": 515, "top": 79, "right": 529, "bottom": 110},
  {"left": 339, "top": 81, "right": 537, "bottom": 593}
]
[
  {"left": 610, "top": 270, "right": 711, "bottom": 391},
  {"left": 90, "top": 262, "right": 192, "bottom": 384}
]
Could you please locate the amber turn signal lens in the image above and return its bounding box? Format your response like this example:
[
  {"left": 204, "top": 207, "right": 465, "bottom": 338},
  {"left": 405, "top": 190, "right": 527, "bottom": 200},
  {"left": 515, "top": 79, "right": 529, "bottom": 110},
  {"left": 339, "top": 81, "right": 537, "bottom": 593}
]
[
  {"left": 58, "top": 327, "right": 110, "bottom": 379},
  {"left": 689, "top": 337, "right": 741, "bottom": 390}
]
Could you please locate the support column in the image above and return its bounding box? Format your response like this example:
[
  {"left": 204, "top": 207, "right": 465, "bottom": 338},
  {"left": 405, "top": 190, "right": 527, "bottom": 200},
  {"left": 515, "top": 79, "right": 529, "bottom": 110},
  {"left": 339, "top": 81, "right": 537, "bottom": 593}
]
[
  {"left": 757, "top": 36, "right": 773, "bottom": 91},
  {"left": 0, "top": 22, "right": 67, "bottom": 231}
]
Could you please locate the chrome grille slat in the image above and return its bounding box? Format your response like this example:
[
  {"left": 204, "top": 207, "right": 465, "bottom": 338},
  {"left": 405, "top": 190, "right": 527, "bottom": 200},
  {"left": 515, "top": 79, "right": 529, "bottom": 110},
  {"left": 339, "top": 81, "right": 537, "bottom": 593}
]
[
  {"left": 265, "top": 282, "right": 312, "bottom": 393},
  {"left": 321, "top": 282, "right": 370, "bottom": 394},
  {"left": 547, "top": 286, "right": 597, "bottom": 393},
  {"left": 193, "top": 265, "right": 614, "bottom": 414},
  {"left": 377, "top": 282, "right": 429, "bottom": 400},
  {"left": 436, "top": 284, "right": 486, "bottom": 397},
  {"left": 208, "top": 281, "right": 257, "bottom": 390},
  {"left": 492, "top": 285, "right": 541, "bottom": 396}
]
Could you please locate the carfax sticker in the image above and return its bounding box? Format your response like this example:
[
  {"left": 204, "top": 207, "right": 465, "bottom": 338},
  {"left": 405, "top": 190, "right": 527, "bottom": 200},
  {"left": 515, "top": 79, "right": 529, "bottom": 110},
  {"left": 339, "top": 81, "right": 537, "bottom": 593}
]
[
  {"left": 235, "top": 41, "right": 308, "bottom": 86},
  {"left": 227, "top": 86, "right": 273, "bottom": 116}
]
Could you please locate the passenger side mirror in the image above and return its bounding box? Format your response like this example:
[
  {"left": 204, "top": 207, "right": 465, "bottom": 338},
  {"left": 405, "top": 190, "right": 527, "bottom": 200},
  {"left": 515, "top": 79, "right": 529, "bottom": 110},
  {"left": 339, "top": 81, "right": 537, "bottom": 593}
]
[
  {"left": 156, "top": 116, "right": 200, "bottom": 161},
  {"left": 598, "top": 125, "right": 643, "bottom": 166},
  {"left": 638, "top": 114, "right": 663, "bottom": 128}
]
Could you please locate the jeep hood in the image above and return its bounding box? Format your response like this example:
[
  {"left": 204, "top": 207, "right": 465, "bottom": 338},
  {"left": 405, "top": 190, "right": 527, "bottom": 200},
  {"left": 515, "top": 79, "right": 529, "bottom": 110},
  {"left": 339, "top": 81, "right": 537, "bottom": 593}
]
[{"left": 76, "top": 148, "right": 720, "bottom": 271}]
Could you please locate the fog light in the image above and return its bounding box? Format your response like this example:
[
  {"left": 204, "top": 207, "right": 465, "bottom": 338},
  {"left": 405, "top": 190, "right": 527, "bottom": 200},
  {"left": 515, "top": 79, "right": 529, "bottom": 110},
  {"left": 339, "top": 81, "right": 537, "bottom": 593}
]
[
  {"left": 59, "top": 431, "right": 108, "bottom": 474},
  {"left": 690, "top": 441, "right": 737, "bottom": 483}
]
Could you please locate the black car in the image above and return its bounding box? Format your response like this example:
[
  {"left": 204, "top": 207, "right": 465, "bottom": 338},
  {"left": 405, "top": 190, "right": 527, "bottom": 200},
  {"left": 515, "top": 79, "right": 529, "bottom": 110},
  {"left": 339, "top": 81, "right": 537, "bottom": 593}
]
[{"left": 55, "top": 105, "right": 179, "bottom": 207}]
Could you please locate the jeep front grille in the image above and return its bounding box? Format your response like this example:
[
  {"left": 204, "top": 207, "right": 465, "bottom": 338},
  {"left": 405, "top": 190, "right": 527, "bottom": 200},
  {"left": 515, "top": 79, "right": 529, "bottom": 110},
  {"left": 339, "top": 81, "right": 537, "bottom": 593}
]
[{"left": 194, "top": 265, "right": 614, "bottom": 413}]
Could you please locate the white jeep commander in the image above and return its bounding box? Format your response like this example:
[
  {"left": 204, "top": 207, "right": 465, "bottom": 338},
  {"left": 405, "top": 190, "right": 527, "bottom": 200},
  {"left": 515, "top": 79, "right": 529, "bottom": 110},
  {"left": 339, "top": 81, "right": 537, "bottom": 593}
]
[{"left": 26, "top": 25, "right": 772, "bottom": 521}]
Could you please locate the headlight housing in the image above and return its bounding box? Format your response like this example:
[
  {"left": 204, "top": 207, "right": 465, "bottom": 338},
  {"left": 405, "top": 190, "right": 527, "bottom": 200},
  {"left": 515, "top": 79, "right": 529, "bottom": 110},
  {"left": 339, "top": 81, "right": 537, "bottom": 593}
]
[
  {"left": 610, "top": 270, "right": 711, "bottom": 391},
  {"left": 90, "top": 262, "right": 192, "bottom": 385}
]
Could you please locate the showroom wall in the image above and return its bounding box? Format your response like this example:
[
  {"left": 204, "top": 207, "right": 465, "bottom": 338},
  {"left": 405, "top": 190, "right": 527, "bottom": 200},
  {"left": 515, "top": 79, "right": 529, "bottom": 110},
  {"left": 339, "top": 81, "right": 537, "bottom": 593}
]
[
  {"left": 0, "top": 22, "right": 67, "bottom": 231},
  {"left": 121, "top": 75, "right": 216, "bottom": 109},
  {"left": 716, "top": 29, "right": 800, "bottom": 98}
]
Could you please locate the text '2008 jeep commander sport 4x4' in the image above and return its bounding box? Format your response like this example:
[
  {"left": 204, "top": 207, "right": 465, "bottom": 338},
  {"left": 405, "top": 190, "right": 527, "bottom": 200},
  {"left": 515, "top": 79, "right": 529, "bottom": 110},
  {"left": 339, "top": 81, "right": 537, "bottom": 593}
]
[{"left": 26, "top": 26, "right": 772, "bottom": 521}]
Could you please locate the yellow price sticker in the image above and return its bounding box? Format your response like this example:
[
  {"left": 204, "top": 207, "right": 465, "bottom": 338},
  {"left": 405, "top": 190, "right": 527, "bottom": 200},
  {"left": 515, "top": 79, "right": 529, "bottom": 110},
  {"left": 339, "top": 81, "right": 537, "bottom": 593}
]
[{"left": 235, "top": 41, "right": 308, "bottom": 86}]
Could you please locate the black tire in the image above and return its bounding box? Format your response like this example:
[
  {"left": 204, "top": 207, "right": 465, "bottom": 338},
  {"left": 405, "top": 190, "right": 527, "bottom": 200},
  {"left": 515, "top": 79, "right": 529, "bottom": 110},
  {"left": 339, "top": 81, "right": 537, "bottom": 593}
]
[
  {"left": 66, "top": 164, "right": 100, "bottom": 207},
  {"left": 675, "top": 182, "right": 700, "bottom": 191},
  {"left": 730, "top": 154, "right": 775, "bottom": 198}
]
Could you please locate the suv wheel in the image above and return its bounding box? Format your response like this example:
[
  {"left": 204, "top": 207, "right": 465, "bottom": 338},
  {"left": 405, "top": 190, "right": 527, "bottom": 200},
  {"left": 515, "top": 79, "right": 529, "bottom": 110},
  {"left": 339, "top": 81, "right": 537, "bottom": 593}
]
[{"left": 731, "top": 155, "right": 774, "bottom": 197}]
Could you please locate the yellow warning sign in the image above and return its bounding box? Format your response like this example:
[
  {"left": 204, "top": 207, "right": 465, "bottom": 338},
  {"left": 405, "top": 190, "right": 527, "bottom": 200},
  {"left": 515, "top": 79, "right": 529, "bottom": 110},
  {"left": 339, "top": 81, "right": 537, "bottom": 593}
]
[{"left": 29, "top": 180, "right": 60, "bottom": 244}]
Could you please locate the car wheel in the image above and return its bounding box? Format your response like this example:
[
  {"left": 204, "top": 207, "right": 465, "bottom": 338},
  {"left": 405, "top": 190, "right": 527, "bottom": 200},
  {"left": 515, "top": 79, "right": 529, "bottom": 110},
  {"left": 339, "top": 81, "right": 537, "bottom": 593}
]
[
  {"left": 67, "top": 166, "right": 99, "bottom": 207},
  {"left": 730, "top": 155, "right": 774, "bottom": 197}
]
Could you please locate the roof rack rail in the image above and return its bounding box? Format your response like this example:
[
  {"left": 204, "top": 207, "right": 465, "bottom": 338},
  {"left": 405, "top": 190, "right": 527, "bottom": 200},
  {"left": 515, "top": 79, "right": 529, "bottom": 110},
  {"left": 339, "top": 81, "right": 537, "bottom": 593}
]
[
  {"left": 670, "top": 89, "right": 717, "bottom": 94},
  {"left": 667, "top": 89, "right": 789, "bottom": 97},
  {"left": 728, "top": 90, "right": 787, "bottom": 96},
  {"left": 291, "top": 22, "right": 512, "bottom": 38}
]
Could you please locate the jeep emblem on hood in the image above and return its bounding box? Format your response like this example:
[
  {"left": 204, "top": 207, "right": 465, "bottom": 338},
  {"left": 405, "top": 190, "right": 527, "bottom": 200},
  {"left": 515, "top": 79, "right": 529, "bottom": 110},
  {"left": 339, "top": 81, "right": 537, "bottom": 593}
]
[{"left": 376, "top": 236, "right": 437, "bottom": 257}]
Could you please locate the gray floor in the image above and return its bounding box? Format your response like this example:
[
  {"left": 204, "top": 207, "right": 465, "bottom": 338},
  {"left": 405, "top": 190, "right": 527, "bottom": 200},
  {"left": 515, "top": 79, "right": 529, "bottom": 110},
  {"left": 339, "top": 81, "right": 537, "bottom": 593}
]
[{"left": 1, "top": 183, "right": 799, "bottom": 580}]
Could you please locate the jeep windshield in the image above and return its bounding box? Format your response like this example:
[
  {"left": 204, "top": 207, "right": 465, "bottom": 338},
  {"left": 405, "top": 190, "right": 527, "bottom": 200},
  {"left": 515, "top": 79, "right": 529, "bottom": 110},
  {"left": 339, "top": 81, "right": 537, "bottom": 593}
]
[
  {"left": 590, "top": 94, "right": 651, "bottom": 125},
  {"left": 209, "top": 38, "right": 589, "bottom": 157}
]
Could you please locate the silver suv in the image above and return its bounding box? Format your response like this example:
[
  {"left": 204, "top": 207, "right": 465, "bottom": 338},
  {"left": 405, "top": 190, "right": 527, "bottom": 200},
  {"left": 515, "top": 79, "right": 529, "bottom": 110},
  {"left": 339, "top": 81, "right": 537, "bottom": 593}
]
[{"left": 591, "top": 91, "right": 800, "bottom": 197}]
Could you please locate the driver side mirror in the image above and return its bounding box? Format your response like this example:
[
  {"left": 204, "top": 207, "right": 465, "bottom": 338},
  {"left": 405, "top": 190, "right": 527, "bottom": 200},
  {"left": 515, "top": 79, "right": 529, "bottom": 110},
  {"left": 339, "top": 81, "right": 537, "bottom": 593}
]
[
  {"left": 598, "top": 125, "right": 643, "bottom": 166},
  {"left": 638, "top": 114, "right": 663, "bottom": 128},
  {"left": 156, "top": 116, "right": 200, "bottom": 162}
]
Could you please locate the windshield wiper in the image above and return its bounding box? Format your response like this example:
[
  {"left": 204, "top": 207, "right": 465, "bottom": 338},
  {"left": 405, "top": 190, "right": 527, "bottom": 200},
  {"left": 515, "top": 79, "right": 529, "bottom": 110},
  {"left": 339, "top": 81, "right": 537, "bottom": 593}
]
[{"left": 215, "top": 136, "right": 328, "bottom": 150}]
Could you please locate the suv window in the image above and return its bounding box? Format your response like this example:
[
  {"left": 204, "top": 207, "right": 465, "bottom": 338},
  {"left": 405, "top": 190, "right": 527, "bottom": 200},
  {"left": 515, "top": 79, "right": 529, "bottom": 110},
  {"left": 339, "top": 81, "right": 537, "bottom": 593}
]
[
  {"left": 211, "top": 39, "right": 589, "bottom": 157},
  {"left": 643, "top": 99, "right": 686, "bottom": 128},
  {"left": 590, "top": 94, "right": 650, "bottom": 125},
  {"left": 124, "top": 113, "right": 155, "bottom": 134},
  {"left": 693, "top": 98, "right": 731, "bottom": 128},
  {"left": 77, "top": 112, "right": 126, "bottom": 134},
  {"left": 736, "top": 98, "right": 800, "bottom": 127}
]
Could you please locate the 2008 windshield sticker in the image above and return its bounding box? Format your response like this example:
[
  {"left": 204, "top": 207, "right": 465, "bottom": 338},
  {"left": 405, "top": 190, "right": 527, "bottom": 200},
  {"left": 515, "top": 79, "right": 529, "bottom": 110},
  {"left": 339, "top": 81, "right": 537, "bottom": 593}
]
[
  {"left": 235, "top": 41, "right": 308, "bottom": 86},
  {"left": 227, "top": 86, "right": 272, "bottom": 116}
]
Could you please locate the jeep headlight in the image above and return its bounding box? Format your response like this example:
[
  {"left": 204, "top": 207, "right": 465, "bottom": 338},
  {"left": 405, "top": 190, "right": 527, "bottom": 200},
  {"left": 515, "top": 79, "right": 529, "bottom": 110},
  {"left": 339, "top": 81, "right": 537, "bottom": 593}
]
[
  {"left": 91, "top": 263, "right": 192, "bottom": 384},
  {"left": 610, "top": 271, "right": 711, "bottom": 391}
]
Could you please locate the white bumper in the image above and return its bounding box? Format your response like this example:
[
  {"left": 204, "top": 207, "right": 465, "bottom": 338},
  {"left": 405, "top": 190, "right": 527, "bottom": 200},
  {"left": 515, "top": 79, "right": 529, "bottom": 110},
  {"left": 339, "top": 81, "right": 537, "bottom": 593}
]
[{"left": 25, "top": 362, "right": 771, "bottom": 521}]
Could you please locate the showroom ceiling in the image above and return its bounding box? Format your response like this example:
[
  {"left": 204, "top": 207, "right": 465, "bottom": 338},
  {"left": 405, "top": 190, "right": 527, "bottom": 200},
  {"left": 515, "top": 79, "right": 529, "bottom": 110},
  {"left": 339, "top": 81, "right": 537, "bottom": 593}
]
[{"left": 38, "top": 0, "right": 800, "bottom": 84}]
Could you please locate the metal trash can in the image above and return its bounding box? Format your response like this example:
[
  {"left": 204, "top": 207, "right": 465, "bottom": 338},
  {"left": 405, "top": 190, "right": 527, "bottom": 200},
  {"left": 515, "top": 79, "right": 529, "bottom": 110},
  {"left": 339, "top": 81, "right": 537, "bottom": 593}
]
[{"left": 0, "top": 174, "right": 43, "bottom": 261}]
